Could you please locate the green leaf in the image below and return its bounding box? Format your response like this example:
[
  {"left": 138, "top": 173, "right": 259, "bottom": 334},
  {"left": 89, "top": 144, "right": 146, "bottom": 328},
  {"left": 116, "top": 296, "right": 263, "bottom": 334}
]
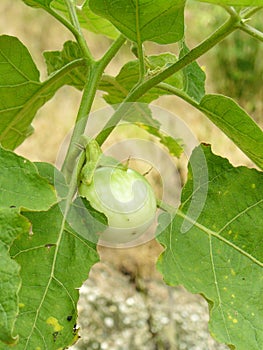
[
  {"left": 135, "top": 123, "right": 184, "bottom": 158},
  {"left": 7, "top": 201, "right": 101, "bottom": 349},
  {"left": 22, "top": 0, "right": 52, "bottom": 8},
  {"left": 0, "top": 35, "right": 74, "bottom": 150},
  {"left": 34, "top": 161, "right": 69, "bottom": 199},
  {"left": 99, "top": 54, "right": 184, "bottom": 157},
  {"left": 0, "top": 209, "right": 30, "bottom": 346},
  {"left": 179, "top": 41, "right": 206, "bottom": 102},
  {"left": 89, "top": 0, "right": 185, "bottom": 44},
  {"left": 79, "top": 0, "right": 119, "bottom": 39},
  {"left": 44, "top": 41, "right": 88, "bottom": 90},
  {"left": 199, "top": 94, "right": 263, "bottom": 169},
  {"left": 100, "top": 53, "right": 184, "bottom": 104},
  {"left": 195, "top": 0, "right": 263, "bottom": 5},
  {"left": 157, "top": 144, "right": 263, "bottom": 349},
  {"left": 0, "top": 147, "right": 57, "bottom": 211}
]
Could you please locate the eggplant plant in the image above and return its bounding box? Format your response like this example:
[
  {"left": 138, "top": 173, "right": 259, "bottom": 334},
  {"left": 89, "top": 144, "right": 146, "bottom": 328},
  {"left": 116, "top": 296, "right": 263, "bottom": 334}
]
[{"left": 0, "top": 1, "right": 263, "bottom": 349}]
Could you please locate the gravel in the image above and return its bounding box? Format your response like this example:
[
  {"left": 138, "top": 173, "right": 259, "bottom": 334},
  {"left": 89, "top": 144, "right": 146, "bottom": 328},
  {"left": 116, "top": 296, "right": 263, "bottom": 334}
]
[{"left": 70, "top": 262, "right": 229, "bottom": 350}]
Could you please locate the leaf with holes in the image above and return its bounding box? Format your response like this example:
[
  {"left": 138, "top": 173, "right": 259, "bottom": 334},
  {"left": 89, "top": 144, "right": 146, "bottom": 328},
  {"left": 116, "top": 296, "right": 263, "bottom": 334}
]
[
  {"left": 157, "top": 144, "right": 263, "bottom": 350},
  {"left": 5, "top": 197, "right": 105, "bottom": 349}
]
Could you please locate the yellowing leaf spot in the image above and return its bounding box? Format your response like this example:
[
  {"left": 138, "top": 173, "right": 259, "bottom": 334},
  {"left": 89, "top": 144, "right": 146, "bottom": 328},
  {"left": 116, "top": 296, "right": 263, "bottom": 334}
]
[
  {"left": 224, "top": 275, "right": 229, "bottom": 280},
  {"left": 228, "top": 230, "right": 232, "bottom": 235},
  {"left": 251, "top": 312, "right": 255, "bottom": 317},
  {"left": 233, "top": 318, "right": 238, "bottom": 324},
  {"left": 228, "top": 315, "right": 232, "bottom": 320},
  {"left": 231, "top": 269, "right": 236, "bottom": 276},
  {"left": 136, "top": 122, "right": 148, "bottom": 131},
  {"left": 231, "top": 294, "right": 235, "bottom": 298},
  {"left": 46, "top": 317, "right": 64, "bottom": 332},
  {"left": 223, "top": 287, "right": 227, "bottom": 291},
  {"left": 36, "top": 347, "right": 41, "bottom": 350},
  {"left": 19, "top": 303, "right": 25, "bottom": 308},
  {"left": 251, "top": 183, "right": 256, "bottom": 189}
]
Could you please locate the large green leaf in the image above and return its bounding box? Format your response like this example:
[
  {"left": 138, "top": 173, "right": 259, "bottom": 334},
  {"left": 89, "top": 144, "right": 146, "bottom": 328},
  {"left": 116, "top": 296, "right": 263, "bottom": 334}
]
[
  {"left": 89, "top": 0, "right": 185, "bottom": 44},
  {"left": 0, "top": 35, "right": 79, "bottom": 150},
  {"left": 196, "top": 0, "right": 263, "bottom": 5},
  {"left": 0, "top": 209, "right": 30, "bottom": 346},
  {"left": 4, "top": 199, "right": 104, "bottom": 349},
  {"left": 157, "top": 144, "right": 263, "bottom": 349},
  {"left": 199, "top": 94, "right": 263, "bottom": 170},
  {"left": 0, "top": 147, "right": 56, "bottom": 211}
]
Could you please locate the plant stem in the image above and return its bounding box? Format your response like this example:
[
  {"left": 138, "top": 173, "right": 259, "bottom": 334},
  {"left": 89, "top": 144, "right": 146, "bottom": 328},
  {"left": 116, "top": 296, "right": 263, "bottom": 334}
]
[
  {"left": 135, "top": 0, "right": 145, "bottom": 82},
  {"left": 46, "top": 7, "right": 80, "bottom": 37},
  {"left": 157, "top": 83, "right": 199, "bottom": 108},
  {"left": 238, "top": 23, "right": 263, "bottom": 42},
  {"left": 96, "top": 15, "right": 240, "bottom": 146},
  {"left": 241, "top": 6, "right": 263, "bottom": 19},
  {"left": 64, "top": 0, "right": 93, "bottom": 62},
  {"left": 61, "top": 35, "right": 126, "bottom": 178}
]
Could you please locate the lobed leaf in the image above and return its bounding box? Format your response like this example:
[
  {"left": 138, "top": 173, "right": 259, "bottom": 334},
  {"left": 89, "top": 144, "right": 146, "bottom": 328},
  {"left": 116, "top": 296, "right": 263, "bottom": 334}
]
[
  {"left": 157, "top": 144, "right": 263, "bottom": 349},
  {"left": 199, "top": 94, "right": 263, "bottom": 169},
  {"left": 0, "top": 209, "right": 30, "bottom": 345},
  {"left": 0, "top": 147, "right": 57, "bottom": 211},
  {"left": 89, "top": 0, "right": 185, "bottom": 44}
]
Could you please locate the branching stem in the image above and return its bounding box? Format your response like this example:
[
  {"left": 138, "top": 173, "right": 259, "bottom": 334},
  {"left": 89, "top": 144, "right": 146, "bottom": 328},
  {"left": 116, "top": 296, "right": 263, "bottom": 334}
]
[
  {"left": 61, "top": 35, "right": 126, "bottom": 179},
  {"left": 96, "top": 15, "right": 239, "bottom": 146}
]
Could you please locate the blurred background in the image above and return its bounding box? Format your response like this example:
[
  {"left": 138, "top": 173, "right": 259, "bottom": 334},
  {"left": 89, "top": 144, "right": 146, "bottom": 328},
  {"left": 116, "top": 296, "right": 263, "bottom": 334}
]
[{"left": 1, "top": 1, "right": 262, "bottom": 349}]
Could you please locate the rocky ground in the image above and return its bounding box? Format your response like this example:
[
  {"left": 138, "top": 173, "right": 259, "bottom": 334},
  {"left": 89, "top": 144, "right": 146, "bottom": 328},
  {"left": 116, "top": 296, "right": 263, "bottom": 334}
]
[{"left": 70, "top": 256, "right": 229, "bottom": 350}]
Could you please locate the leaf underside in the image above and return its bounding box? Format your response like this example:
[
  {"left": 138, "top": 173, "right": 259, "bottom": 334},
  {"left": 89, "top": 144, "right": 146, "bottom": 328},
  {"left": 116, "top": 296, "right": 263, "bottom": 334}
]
[
  {"left": 89, "top": 0, "right": 185, "bottom": 44},
  {"left": 0, "top": 35, "right": 69, "bottom": 150}
]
